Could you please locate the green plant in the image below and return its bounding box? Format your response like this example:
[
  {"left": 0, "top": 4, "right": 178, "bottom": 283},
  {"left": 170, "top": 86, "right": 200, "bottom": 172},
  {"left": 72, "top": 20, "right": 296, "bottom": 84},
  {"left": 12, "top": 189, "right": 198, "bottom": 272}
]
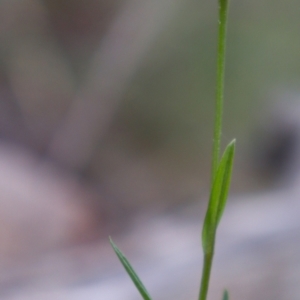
[{"left": 110, "top": 0, "right": 235, "bottom": 299}]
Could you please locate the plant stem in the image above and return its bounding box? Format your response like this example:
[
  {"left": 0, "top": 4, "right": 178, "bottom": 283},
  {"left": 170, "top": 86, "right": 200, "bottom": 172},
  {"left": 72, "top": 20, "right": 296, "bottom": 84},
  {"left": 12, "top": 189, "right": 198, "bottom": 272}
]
[
  {"left": 199, "top": 1, "right": 230, "bottom": 300},
  {"left": 211, "top": 0, "right": 229, "bottom": 182},
  {"left": 199, "top": 243, "right": 215, "bottom": 300}
]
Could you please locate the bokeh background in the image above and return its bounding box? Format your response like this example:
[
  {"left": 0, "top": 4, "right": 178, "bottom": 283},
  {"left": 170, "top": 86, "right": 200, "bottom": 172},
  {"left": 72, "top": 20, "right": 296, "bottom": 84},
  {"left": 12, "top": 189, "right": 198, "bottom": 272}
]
[
  {"left": 0, "top": 0, "right": 300, "bottom": 284},
  {"left": 1, "top": 0, "right": 298, "bottom": 214},
  {"left": 1, "top": 0, "right": 300, "bottom": 299}
]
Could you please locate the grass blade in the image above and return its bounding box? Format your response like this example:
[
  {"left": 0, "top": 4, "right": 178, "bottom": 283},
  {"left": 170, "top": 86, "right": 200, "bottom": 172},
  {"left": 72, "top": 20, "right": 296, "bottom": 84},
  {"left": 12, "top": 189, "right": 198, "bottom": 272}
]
[
  {"left": 215, "top": 139, "right": 235, "bottom": 225},
  {"left": 202, "top": 139, "right": 235, "bottom": 253},
  {"left": 222, "top": 290, "right": 229, "bottom": 300},
  {"left": 110, "top": 237, "right": 152, "bottom": 300}
]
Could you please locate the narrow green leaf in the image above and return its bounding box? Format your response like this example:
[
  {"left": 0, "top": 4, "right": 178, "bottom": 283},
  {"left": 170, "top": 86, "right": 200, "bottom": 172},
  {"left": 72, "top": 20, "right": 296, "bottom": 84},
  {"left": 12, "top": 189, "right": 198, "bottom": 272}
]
[
  {"left": 202, "top": 210, "right": 215, "bottom": 253},
  {"left": 215, "top": 139, "right": 235, "bottom": 225},
  {"left": 202, "top": 139, "right": 235, "bottom": 252},
  {"left": 202, "top": 164, "right": 225, "bottom": 252},
  {"left": 110, "top": 238, "right": 152, "bottom": 300},
  {"left": 222, "top": 289, "right": 229, "bottom": 300}
]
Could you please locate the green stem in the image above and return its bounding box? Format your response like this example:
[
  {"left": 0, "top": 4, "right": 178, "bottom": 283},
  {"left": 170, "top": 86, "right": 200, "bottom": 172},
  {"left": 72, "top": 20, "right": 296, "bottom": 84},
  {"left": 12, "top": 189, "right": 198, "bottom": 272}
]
[
  {"left": 198, "top": 246, "right": 215, "bottom": 300},
  {"left": 199, "top": 1, "right": 229, "bottom": 300},
  {"left": 211, "top": 0, "right": 229, "bottom": 182}
]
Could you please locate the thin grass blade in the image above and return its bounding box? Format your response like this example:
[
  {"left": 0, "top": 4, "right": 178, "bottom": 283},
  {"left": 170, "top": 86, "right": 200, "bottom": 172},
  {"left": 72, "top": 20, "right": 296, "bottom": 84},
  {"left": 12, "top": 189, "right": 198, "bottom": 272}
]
[
  {"left": 202, "top": 160, "right": 226, "bottom": 251},
  {"left": 222, "top": 289, "right": 229, "bottom": 300},
  {"left": 202, "top": 139, "right": 235, "bottom": 252},
  {"left": 222, "top": 290, "right": 229, "bottom": 300},
  {"left": 110, "top": 237, "right": 152, "bottom": 300},
  {"left": 215, "top": 139, "right": 235, "bottom": 225}
]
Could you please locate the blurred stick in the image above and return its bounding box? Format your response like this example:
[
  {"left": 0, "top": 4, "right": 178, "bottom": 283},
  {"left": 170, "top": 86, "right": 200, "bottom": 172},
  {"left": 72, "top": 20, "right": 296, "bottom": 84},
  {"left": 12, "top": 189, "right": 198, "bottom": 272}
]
[{"left": 47, "top": 0, "right": 182, "bottom": 172}]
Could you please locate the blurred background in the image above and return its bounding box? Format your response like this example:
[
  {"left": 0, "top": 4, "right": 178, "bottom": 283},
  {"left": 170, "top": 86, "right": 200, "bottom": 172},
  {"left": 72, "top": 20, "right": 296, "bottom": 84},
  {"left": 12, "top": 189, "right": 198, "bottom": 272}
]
[
  {"left": 1, "top": 0, "right": 300, "bottom": 298},
  {"left": 0, "top": 0, "right": 295, "bottom": 213}
]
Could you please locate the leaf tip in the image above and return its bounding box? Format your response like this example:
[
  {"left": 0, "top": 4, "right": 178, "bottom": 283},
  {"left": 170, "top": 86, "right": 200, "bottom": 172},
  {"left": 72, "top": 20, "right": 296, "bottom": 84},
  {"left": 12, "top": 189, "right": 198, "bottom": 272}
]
[{"left": 222, "top": 289, "right": 229, "bottom": 300}]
